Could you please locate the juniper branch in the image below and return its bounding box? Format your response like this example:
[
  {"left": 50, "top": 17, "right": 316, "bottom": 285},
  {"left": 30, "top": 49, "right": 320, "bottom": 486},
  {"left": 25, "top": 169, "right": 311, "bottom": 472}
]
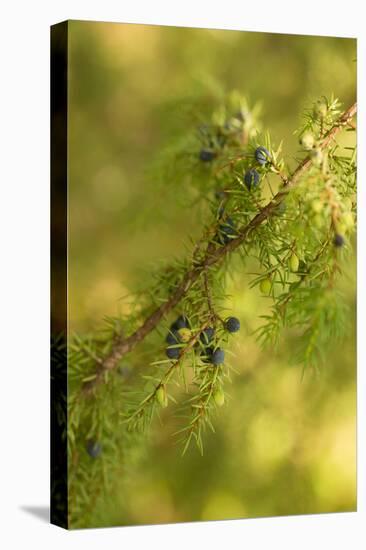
[{"left": 84, "top": 101, "right": 356, "bottom": 394}]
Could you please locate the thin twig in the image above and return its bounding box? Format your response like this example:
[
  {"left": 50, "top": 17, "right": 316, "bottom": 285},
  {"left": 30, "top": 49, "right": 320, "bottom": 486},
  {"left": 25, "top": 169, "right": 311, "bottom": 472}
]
[{"left": 202, "top": 271, "right": 216, "bottom": 321}]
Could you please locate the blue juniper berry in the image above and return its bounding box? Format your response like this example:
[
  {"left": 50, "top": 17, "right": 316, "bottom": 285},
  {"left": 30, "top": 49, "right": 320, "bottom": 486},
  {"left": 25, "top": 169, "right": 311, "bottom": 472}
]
[
  {"left": 334, "top": 234, "right": 345, "bottom": 247},
  {"left": 170, "top": 315, "right": 190, "bottom": 331},
  {"left": 199, "top": 327, "right": 215, "bottom": 346},
  {"left": 200, "top": 346, "right": 225, "bottom": 365},
  {"left": 217, "top": 216, "right": 237, "bottom": 245},
  {"left": 200, "top": 346, "right": 214, "bottom": 363},
  {"left": 166, "top": 346, "right": 180, "bottom": 360},
  {"left": 225, "top": 316, "right": 240, "bottom": 333},
  {"left": 211, "top": 347, "right": 225, "bottom": 365},
  {"left": 199, "top": 148, "right": 216, "bottom": 162},
  {"left": 255, "top": 145, "right": 271, "bottom": 166},
  {"left": 244, "top": 168, "right": 260, "bottom": 191},
  {"left": 86, "top": 440, "right": 102, "bottom": 459},
  {"left": 166, "top": 330, "right": 180, "bottom": 345}
]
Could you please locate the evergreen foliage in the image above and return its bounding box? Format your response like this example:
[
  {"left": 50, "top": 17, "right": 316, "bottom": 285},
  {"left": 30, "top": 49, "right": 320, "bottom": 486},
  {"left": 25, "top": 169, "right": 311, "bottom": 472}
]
[{"left": 64, "top": 92, "right": 356, "bottom": 527}]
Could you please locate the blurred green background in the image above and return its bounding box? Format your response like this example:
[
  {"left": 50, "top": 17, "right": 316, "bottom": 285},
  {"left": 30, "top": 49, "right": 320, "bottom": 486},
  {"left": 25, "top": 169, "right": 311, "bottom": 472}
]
[{"left": 68, "top": 21, "right": 356, "bottom": 526}]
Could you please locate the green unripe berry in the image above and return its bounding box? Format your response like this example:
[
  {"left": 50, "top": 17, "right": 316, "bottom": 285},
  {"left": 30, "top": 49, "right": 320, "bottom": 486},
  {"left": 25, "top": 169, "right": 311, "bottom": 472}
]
[
  {"left": 289, "top": 253, "right": 300, "bottom": 272},
  {"left": 314, "top": 100, "right": 327, "bottom": 118},
  {"left": 156, "top": 385, "right": 168, "bottom": 408},
  {"left": 335, "top": 221, "right": 346, "bottom": 236},
  {"left": 260, "top": 278, "right": 272, "bottom": 295},
  {"left": 178, "top": 327, "right": 191, "bottom": 343},
  {"left": 310, "top": 148, "right": 323, "bottom": 167},
  {"left": 213, "top": 387, "right": 225, "bottom": 407},
  {"left": 311, "top": 199, "right": 323, "bottom": 213},
  {"left": 300, "top": 132, "right": 315, "bottom": 150}
]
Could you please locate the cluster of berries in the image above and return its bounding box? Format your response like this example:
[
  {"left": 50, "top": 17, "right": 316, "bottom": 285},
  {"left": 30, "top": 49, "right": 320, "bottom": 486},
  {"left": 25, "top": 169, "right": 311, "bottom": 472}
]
[
  {"left": 165, "top": 315, "right": 191, "bottom": 360},
  {"left": 200, "top": 316, "right": 241, "bottom": 365},
  {"left": 216, "top": 215, "right": 237, "bottom": 245},
  {"left": 243, "top": 146, "right": 271, "bottom": 191},
  {"left": 212, "top": 194, "right": 237, "bottom": 246},
  {"left": 198, "top": 110, "right": 249, "bottom": 163},
  {"left": 199, "top": 327, "right": 224, "bottom": 365},
  {"left": 164, "top": 315, "right": 241, "bottom": 366},
  {"left": 212, "top": 146, "right": 271, "bottom": 247}
]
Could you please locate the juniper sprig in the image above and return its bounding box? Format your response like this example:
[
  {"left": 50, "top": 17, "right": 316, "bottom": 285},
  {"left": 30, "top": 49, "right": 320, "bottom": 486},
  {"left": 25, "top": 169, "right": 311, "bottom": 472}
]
[{"left": 66, "top": 93, "right": 356, "bottom": 526}]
